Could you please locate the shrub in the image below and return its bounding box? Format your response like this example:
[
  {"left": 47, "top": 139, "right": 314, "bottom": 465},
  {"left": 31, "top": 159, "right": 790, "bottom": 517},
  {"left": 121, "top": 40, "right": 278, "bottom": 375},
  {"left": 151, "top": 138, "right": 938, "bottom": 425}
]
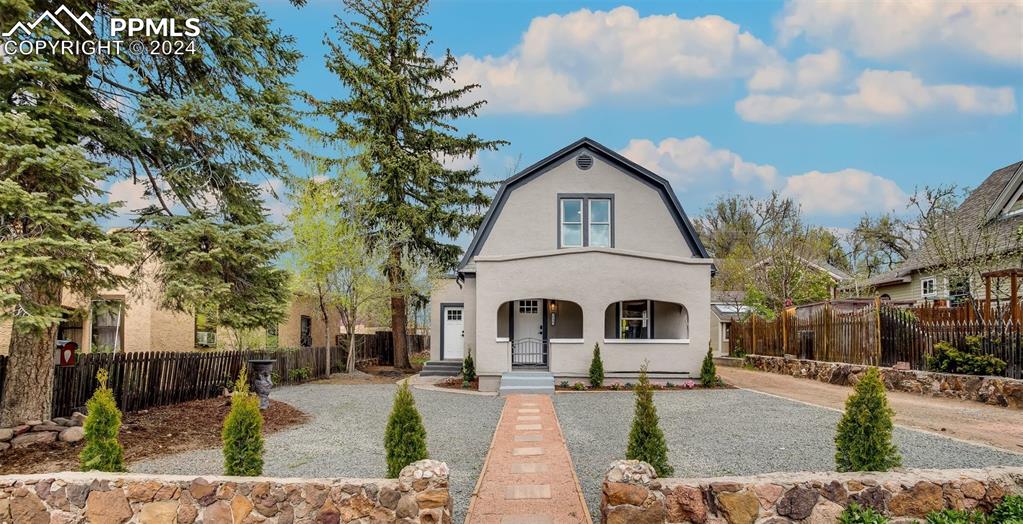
[
  {"left": 839, "top": 503, "right": 890, "bottom": 524},
  {"left": 461, "top": 352, "right": 476, "bottom": 382},
  {"left": 626, "top": 363, "right": 673, "bottom": 476},
  {"left": 222, "top": 367, "right": 264, "bottom": 476},
  {"left": 589, "top": 343, "right": 605, "bottom": 388},
  {"left": 700, "top": 344, "right": 720, "bottom": 387},
  {"left": 993, "top": 494, "right": 1023, "bottom": 523},
  {"left": 572, "top": 382, "right": 586, "bottom": 391},
  {"left": 80, "top": 369, "right": 126, "bottom": 472},
  {"left": 288, "top": 367, "right": 311, "bottom": 382},
  {"left": 925, "top": 509, "right": 991, "bottom": 524},
  {"left": 665, "top": 382, "right": 675, "bottom": 388},
  {"left": 559, "top": 380, "right": 570, "bottom": 388},
  {"left": 384, "top": 382, "right": 428, "bottom": 478},
  {"left": 927, "top": 338, "right": 1007, "bottom": 376},
  {"left": 835, "top": 367, "right": 901, "bottom": 472}
]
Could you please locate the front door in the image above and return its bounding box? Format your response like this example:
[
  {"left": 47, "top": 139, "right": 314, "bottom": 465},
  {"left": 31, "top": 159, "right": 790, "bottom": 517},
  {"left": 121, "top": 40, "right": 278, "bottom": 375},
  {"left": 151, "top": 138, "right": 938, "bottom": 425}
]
[
  {"left": 443, "top": 306, "right": 464, "bottom": 359},
  {"left": 512, "top": 299, "right": 546, "bottom": 366}
]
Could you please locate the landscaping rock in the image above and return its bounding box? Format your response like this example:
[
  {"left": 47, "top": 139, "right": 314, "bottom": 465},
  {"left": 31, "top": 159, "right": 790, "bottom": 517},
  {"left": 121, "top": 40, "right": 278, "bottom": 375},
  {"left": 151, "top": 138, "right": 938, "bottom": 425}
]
[
  {"left": 605, "top": 482, "right": 648, "bottom": 506},
  {"left": 888, "top": 482, "right": 943, "bottom": 517},
  {"left": 11, "top": 431, "right": 56, "bottom": 448},
  {"left": 808, "top": 499, "right": 844, "bottom": 524},
  {"left": 59, "top": 427, "right": 84, "bottom": 443},
  {"left": 32, "top": 424, "right": 66, "bottom": 432},
  {"left": 665, "top": 485, "right": 707, "bottom": 523},
  {"left": 70, "top": 412, "right": 86, "bottom": 426},
  {"left": 139, "top": 500, "right": 178, "bottom": 524},
  {"left": 85, "top": 489, "right": 133, "bottom": 524},
  {"left": 201, "top": 500, "right": 232, "bottom": 523},
  {"left": 0, "top": 428, "right": 13, "bottom": 441},
  {"left": 0, "top": 442, "right": 9, "bottom": 452},
  {"left": 9, "top": 491, "right": 48, "bottom": 524},
  {"left": 715, "top": 491, "right": 760, "bottom": 524},
  {"left": 52, "top": 417, "right": 72, "bottom": 427},
  {"left": 776, "top": 486, "right": 819, "bottom": 519}
]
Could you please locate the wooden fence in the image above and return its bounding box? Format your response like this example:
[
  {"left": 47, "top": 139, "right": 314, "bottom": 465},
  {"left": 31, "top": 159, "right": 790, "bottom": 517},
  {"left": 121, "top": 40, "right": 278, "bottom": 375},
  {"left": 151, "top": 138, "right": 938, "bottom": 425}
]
[
  {"left": 731, "top": 302, "right": 1022, "bottom": 379},
  {"left": 0, "top": 331, "right": 429, "bottom": 418}
]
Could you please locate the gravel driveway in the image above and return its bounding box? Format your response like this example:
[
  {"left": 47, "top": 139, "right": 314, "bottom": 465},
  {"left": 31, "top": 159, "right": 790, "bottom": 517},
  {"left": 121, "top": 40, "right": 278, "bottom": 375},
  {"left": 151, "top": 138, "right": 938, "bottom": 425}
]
[
  {"left": 554, "top": 389, "right": 1023, "bottom": 520},
  {"left": 132, "top": 383, "right": 503, "bottom": 524}
]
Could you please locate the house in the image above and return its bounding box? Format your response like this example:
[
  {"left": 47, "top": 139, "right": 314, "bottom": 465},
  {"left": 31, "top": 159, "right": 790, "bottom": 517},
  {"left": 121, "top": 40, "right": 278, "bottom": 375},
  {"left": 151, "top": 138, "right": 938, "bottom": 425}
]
[
  {"left": 845, "top": 160, "right": 1023, "bottom": 305},
  {"left": 0, "top": 262, "right": 350, "bottom": 355},
  {"left": 427, "top": 138, "right": 713, "bottom": 393}
]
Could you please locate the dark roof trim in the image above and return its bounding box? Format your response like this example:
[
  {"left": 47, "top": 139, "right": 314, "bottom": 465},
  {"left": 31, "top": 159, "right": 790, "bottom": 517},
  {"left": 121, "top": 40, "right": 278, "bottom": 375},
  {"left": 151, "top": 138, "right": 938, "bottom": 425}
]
[
  {"left": 458, "top": 137, "right": 710, "bottom": 270},
  {"left": 985, "top": 161, "right": 1023, "bottom": 222}
]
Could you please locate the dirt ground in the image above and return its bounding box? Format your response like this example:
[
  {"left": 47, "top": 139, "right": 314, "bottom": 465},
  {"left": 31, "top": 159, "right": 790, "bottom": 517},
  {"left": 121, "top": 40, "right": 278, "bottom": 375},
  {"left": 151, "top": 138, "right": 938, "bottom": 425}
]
[
  {"left": 720, "top": 366, "right": 1023, "bottom": 453},
  {"left": 312, "top": 365, "right": 418, "bottom": 385},
  {"left": 0, "top": 397, "right": 308, "bottom": 475}
]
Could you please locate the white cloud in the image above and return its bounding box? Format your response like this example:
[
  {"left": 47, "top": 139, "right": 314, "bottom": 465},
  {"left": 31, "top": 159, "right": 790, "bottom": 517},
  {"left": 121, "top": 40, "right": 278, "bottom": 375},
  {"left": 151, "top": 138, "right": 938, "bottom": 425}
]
[
  {"left": 781, "top": 169, "right": 907, "bottom": 214},
  {"left": 748, "top": 49, "right": 845, "bottom": 92},
  {"left": 619, "top": 137, "right": 778, "bottom": 189},
  {"left": 435, "top": 153, "right": 478, "bottom": 171},
  {"left": 778, "top": 0, "right": 1023, "bottom": 65},
  {"left": 259, "top": 179, "right": 289, "bottom": 224},
  {"left": 736, "top": 69, "right": 1016, "bottom": 123},
  {"left": 454, "top": 6, "right": 779, "bottom": 114},
  {"left": 107, "top": 179, "right": 154, "bottom": 211}
]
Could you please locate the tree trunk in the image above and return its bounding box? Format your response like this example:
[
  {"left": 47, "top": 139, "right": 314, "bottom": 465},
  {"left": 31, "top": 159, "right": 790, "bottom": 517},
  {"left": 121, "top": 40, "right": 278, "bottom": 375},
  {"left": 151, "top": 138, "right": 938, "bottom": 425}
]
[
  {"left": 347, "top": 328, "right": 357, "bottom": 375},
  {"left": 388, "top": 246, "right": 410, "bottom": 369},
  {"left": 0, "top": 283, "right": 61, "bottom": 426},
  {"left": 316, "top": 283, "right": 331, "bottom": 373}
]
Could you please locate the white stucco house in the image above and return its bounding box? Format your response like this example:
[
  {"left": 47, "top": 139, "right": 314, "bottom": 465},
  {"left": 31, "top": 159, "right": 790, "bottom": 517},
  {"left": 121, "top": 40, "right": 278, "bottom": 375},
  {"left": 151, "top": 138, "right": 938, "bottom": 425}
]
[{"left": 427, "top": 138, "right": 714, "bottom": 393}]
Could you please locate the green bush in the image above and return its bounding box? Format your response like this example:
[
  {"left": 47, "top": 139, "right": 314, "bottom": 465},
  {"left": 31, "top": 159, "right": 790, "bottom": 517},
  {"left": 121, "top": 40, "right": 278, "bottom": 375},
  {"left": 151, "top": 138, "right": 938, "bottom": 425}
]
[
  {"left": 589, "top": 343, "right": 605, "bottom": 388},
  {"left": 626, "top": 363, "right": 673, "bottom": 476},
  {"left": 384, "top": 382, "right": 428, "bottom": 478},
  {"left": 288, "top": 367, "right": 311, "bottom": 382},
  {"left": 572, "top": 382, "right": 586, "bottom": 391},
  {"left": 839, "top": 503, "right": 890, "bottom": 524},
  {"left": 835, "top": 367, "right": 901, "bottom": 472},
  {"left": 700, "top": 344, "right": 720, "bottom": 387},
  {"left": 925, "top": 509, "right": 991, "bottom": 524},
  {"left": 927, "top": 337, "right": 1007, "bottom": 376},
  {"left": 993, "top": 494, "right": 1023, "bottom": 523},
  {"left": 461, "top": 352, "right": 476, "bottom": 382},
  {"left": 79, "top": 369, "right": 126, "bottom": 472},
  {"left": 222, "top": 367, "right": 265, "bottom": 476}
]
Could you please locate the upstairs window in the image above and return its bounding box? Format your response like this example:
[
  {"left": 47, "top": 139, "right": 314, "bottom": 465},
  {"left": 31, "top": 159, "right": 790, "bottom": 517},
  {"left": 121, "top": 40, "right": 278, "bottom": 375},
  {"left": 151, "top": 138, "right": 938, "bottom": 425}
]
[{"left": 559, "top": 196, "right": 612, "bottom": 248}]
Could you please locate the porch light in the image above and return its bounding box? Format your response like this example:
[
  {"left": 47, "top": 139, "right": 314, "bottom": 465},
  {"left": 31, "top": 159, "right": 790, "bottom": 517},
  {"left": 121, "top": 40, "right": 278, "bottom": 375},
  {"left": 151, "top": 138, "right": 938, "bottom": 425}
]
[{"left": 549, "top": 300, "right": 558, "bottom": 326}]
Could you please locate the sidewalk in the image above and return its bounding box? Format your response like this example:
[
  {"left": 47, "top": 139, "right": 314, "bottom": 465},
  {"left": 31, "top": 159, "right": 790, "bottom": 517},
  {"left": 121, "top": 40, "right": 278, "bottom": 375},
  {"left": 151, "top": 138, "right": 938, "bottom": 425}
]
[
  {"left": 720, "top": 367, "right": 1023, "bottom": 453},
  {"left": 465, "top": 394, "right": 591, "bottom": 524}
]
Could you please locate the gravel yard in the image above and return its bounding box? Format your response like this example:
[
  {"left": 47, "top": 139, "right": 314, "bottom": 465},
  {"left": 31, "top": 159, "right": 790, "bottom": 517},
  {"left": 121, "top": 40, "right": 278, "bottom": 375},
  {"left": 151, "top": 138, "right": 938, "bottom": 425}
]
[
  {"left": 132, "top": 383, "right": 502, "bottom": 523},
  {"left": 554, "top": 389, "right": 1023, "bottom": 520}
]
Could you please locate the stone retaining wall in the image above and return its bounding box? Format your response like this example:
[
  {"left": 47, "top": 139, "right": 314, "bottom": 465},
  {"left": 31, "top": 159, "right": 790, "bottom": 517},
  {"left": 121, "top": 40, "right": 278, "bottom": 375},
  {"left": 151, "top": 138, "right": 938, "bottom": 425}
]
[
  {"left": 0, "top": 460, "right": 451, "bottom": 524},
  {"left": 602, "top": 461, "right": 1023, "bottom": 524},
  {"left": 745, "top": 355, "right": 1023, "bottom": 409},
  {"left": 0, "top": 412, "right": 85, "bottom": 452}
]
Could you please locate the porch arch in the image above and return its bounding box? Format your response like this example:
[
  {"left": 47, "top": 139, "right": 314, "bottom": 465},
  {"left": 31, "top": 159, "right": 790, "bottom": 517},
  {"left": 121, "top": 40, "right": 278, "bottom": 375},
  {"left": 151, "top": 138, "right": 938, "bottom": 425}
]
[
  {"left": 497, "top": 298, "right": 583, "bottom": 339},
  {"left": 603, "top": 299, "right": 689, "bottom": 340}
]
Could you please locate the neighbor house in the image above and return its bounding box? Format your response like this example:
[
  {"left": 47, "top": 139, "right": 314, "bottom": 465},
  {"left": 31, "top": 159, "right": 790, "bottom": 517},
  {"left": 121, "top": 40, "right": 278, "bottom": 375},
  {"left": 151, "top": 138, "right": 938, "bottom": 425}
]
[
  {"left": 427, "top": 138, "right": 713, "bottom": 393},
  {"left": 844, "top": 160, "right": 1023, "bottom": 305}
]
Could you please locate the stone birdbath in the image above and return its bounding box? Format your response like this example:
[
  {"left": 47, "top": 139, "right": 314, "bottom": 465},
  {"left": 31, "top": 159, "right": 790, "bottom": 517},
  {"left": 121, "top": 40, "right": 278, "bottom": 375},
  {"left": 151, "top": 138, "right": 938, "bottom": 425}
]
[{"left": 248, "top": 359, "right": 276, "bottom": 410}]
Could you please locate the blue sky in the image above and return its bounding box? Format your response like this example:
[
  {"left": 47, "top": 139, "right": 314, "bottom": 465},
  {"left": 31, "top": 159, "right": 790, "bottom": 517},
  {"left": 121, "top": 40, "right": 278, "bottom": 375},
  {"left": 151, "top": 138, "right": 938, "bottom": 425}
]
[{"left": 109, "top": 0, "right": 1023, "bottom": 238}]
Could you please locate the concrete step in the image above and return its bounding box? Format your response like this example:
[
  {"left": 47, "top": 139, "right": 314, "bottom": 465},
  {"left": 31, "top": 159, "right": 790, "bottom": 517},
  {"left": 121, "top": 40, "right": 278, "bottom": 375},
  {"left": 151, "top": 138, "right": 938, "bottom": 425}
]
[
  {"left": 499, "top": 372, "right": 554, "bottom": 396},
  {"left": 421, "top": 360, "right": 463, "bottom": 377}
]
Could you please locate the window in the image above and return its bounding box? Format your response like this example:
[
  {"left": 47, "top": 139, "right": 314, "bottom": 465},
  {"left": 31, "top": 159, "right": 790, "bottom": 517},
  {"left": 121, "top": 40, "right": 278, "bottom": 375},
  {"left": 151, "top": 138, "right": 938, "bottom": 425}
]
[
  {"left": 559, "top": 196, "right": 612, "bottom": 248},
  {"left": 518, "top": 300, "right": 539, "bottom": 314},
  {"left": 949, "top": 276, "right": 971, "bottom": 306},
  {"left": 447, "top": 309, "right": 462, "bottom": 321},
  {"left": 620, "top": 300, "right": 649, "bottom": 339},
  {"left": 721, "top": 321, "right": 731, "bottom": 342},
  {"left": 194, "top": 305, "right": 218, "bottom": 349},
  {"left": 91, "top": 299, "right": 124, "bottom": 353},
  {"left": 300, "top": 315, "right": 313, "bottom": 347},
  {"left": 921, "top": 277, "right": 937, "bottom": 297}
]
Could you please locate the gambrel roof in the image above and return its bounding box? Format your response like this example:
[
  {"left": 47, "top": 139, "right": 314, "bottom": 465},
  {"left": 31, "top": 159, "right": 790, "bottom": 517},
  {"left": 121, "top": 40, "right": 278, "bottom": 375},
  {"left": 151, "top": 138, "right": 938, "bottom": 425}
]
[{"left": 458, "top": 137, "right": 710, "bottom": 271}]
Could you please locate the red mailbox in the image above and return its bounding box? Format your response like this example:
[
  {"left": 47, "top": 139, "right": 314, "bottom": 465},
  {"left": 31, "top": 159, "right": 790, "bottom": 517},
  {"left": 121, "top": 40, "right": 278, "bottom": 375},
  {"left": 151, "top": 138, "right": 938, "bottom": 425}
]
[{"left": 58, "top": 341, "right": 78, "bottom": 367}]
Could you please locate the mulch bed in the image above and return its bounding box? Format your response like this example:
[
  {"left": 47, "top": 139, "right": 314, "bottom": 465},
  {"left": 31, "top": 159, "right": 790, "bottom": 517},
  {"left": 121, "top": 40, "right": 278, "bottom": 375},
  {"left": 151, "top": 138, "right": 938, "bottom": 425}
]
[
  {"left": 437, "top": 377, "right": 479, "bottom": 391},
  {"left": 0, "top": 397, "right": 308, "bottom": 475},
  {"left": 554, "top": 382, "right": 735, "bottom": 392}
]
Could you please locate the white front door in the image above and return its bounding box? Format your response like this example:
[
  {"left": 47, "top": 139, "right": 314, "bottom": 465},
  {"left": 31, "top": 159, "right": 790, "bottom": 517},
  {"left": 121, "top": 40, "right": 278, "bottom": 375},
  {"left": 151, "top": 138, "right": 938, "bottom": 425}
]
[
  {"left": 443, "top": 307, "right": 464, "bottom": 359},
  {"left": 513, "top": 299, "right": 543, "bottom": 341}
]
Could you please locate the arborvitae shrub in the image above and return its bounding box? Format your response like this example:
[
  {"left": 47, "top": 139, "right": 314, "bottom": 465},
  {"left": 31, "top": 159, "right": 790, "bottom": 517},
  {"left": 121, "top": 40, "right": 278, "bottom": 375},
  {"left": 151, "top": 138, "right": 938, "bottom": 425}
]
[
  {"left": 80, "top": 369, "right": 126, "bottom": 472},
  {"left": 835, "top": 367, "right": 901, "bottom": 472},
  {"left": 626, "top": 363, "right": 673, "bottom": 476},
  {"left": 462, "top": 352, "right": 476, "bottom": 382},
  {"left": 992, "top": 494, "right": 1023, "bottom": 522},
  {"left": 384, "top": 382, "right": 428, "bottom": 477},
  {"left": 839, "top": 503, "right": 890, "bottom": 524},
  {"left": 589, "top": 343, "right": 604, "bottom": 388},
  {"left": 700, "top": 344, "right": 720, "bottom": 387},
  {"left": 222, "top": 367, "right": 264, "bottom": 476}
]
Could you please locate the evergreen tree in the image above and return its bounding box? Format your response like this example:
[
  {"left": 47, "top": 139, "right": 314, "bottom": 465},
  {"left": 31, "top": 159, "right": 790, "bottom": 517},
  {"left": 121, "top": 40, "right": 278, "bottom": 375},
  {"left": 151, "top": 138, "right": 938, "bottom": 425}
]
[
  {"left": 589, "top": 343, "right": 605, "bottom": 388},
  {"left": 627, "top": 364, "right": 673, "bottom": 476},
  {"left": 222, "top": 367, "right": 265, "bottom": 476},
  {"left": 700, "top": 345, "right": 720, "bottom": 387},
  {"left": 80, "top": 370, "right": 126, "bottom": 472},
  {"left": 318, "top": 0, "right": 506, "bottom": 368},
  {"left": 835, "top": 367, "right": 901, "bottom": 472},
  {"left": 384, "top": 382, "right": 428, "bottom": 477},
  {"left": 1, "top": 0, "right": 302, "bottom": 423},
  {"left": 461, "top": 352, "right": 476, "bottom": 382}
]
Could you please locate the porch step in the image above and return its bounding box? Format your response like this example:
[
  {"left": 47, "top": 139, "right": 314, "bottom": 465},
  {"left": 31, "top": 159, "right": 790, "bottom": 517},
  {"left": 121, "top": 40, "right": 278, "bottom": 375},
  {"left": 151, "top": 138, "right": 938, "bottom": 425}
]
[
  {"left": 499, "top": 372, "right": 555, "bottom": 396},
  {"left": 421, "top": 360, "right": 463, "bottom": 377}
]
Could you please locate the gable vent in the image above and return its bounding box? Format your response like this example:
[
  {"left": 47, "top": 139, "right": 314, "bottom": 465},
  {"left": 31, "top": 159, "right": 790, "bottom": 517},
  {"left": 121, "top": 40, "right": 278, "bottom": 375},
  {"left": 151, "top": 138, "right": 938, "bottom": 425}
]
[{"left": 576, "top": 154, "right": 594, "bottom": 171}]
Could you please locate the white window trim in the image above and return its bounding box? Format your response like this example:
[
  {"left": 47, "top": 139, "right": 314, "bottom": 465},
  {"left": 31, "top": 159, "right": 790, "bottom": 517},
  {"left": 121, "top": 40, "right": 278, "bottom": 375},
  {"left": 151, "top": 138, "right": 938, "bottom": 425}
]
[
  {"left": 549, "top": 338, "right": 584, "bottom": 344},
  {"left": 604, "top": 338, "right": 690, "bottom": 345},
  {"left": 1002, "top": 182, "right": 1023, "bottom": 217},
  {"left": 921, "top": 276, "right": 937, "bottom": 297},
  {"left": 496, "top": 337, "right": 509, "bottom": 343}
]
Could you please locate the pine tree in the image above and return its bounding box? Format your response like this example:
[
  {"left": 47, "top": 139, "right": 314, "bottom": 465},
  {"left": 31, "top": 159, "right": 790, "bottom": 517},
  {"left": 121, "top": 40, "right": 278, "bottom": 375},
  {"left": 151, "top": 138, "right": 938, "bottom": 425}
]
[
  {"left": 318, "top": 0, "right": 506, "bottom": 369},
  {"left": 589, "top": 343, "right": 605, "bottom": 388},
  {"left": 462, "top": 352, "right": 476, "bottom": 382},
  {"left": 627, "top": 364, "right": 674, "bottom": 476},
  {"left": 222, "top": 367, "right": 265, "bottom": 476},
  {"left": 80, "top": 370, "right": 126, "bottom": 472},
  {"left": 700, "top": 345, "right": 720, "bottom": 387},
  {"left": 384, "top": 382, "right": 428, "bottom": 477},
  {"left": 835, "top": 367, "right": 901, "bottom": 472}
]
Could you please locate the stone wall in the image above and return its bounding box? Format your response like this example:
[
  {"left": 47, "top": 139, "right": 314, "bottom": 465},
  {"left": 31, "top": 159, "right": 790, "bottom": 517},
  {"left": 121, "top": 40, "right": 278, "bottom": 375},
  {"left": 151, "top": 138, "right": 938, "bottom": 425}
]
[
  {"left": 745, "top": 355, "right": 1023, "bottom": 409},
  {"left": 0, "top": 460, "right": 451, "bottom": 524},
  {"left": 0, "top": 412, "right": 85, "bottom": 452},
  {"left": 602, "top": 461, "right": 1023, "bottom": 524}
]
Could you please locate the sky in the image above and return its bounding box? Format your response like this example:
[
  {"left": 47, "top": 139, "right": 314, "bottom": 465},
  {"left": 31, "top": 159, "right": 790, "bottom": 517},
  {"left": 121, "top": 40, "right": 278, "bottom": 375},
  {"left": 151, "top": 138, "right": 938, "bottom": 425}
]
[{"left": 107, "top": 0, "right": 1023, "bottom": 241}]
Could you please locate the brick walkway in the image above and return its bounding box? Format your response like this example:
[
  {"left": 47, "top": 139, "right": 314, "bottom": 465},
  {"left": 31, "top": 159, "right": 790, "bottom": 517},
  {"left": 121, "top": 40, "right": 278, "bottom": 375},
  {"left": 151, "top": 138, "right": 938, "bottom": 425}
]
[{"left": 465, "top": 394, "right": 591, "bottom": 524}]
